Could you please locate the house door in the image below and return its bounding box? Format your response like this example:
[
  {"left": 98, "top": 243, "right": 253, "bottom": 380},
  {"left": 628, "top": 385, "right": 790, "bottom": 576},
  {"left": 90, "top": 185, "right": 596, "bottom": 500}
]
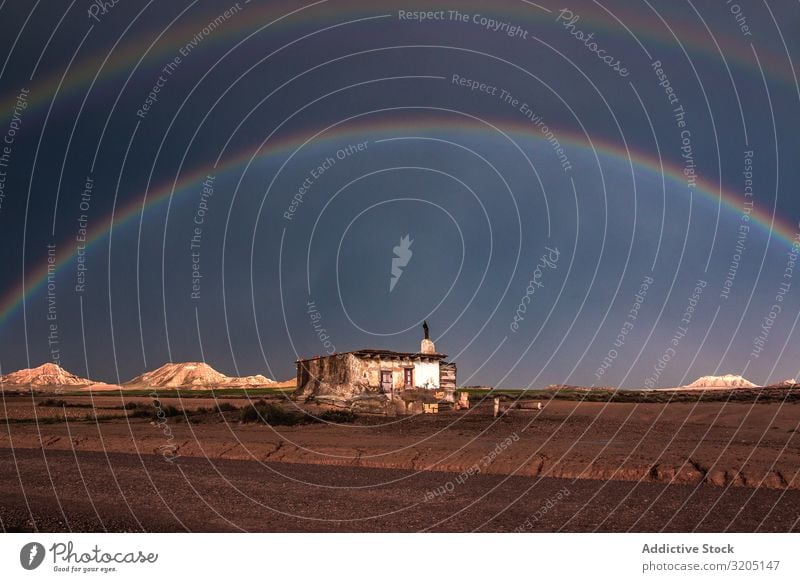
[
  {"left": 404, "top": 368, "right": 414, "bottom": 388},
  {"left": 380, "top": 370, "right": 392, "bottom": 393}
]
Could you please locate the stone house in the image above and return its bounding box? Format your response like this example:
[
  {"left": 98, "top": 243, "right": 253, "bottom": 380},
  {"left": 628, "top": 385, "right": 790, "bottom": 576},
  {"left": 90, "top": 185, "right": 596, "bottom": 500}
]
[{"left": 293, "top": 322, "right": 457, "bottom": 414}]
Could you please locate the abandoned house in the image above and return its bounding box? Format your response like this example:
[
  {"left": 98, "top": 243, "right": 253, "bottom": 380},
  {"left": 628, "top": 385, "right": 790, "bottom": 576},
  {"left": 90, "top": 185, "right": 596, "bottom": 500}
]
[{"left": 293, "top": 321, "right": 458, "bottom": 415}]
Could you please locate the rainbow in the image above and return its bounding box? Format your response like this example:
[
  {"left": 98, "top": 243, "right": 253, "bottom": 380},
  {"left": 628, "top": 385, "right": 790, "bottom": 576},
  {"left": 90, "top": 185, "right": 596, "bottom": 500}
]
[
  {"left": 0, "top": 113, "right": 797, "bottom": 329},
  {"left": 0, "top": 0, "right": 794, "bottom": 128}
]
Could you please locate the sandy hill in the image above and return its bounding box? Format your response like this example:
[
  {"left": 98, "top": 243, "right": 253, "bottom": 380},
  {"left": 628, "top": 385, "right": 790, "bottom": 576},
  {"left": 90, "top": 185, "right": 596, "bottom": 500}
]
[
  {"left": 765, "top": 379, "right": 799, "bottom": 389},
  {"left": 683, "top": 374, "right": 759, "bottom": 389},
  {"left": 0, "top": 363, "right": 93, "bottom": 389},
  {"left": 124, "top": 362, "right": 276, "bottom": 389},
  {"left": 270, "top": 378, "right": 297, "bottom": 389}
]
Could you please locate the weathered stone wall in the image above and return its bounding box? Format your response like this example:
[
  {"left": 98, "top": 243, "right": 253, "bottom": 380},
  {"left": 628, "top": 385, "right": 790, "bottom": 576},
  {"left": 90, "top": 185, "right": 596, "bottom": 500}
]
[
  {"left": 294, "top": 353, "right": 450, "bottom": 408},
  {"left": 357, "top": 356, "right": 440, "bottom": 392},
  {"left": 440, "top": 361, "right": 457, "bottom": 390},
  {"left": 294, "top": 354, "right": 369, "bottom": 401}
]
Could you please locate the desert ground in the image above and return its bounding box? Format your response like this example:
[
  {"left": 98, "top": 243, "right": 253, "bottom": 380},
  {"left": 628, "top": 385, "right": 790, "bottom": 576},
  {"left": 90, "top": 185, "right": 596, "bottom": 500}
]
[{"left": 1, "top": 391, "right": 798, "bottom": 532}]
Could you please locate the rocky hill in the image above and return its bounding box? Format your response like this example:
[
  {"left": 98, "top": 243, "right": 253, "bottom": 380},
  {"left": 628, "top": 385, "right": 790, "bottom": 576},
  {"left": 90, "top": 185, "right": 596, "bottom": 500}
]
[
  {"left": 683, "top": 374, "right": 759, "bottom": 389},
  {"left": 124, "top": 362, "right": 276, "bottom": 389},
  {"left": 765, "top": 379, "right": 799, "bottom": 389},
  {"left": 0, "top": 363, "right": 93, "bottom": 389}
]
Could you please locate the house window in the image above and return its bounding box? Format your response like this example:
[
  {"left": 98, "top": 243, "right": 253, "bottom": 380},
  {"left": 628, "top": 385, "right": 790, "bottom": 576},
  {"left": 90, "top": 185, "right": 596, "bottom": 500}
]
[{"left": 403, "top": 367, "right": 414, "bottom": 388}]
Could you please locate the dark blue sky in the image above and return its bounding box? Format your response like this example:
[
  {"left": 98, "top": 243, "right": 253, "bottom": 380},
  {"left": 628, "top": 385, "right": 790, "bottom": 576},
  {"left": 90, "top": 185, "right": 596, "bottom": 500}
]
[{"left": 0, "top": 0, "right": 799, "bottom": 388}]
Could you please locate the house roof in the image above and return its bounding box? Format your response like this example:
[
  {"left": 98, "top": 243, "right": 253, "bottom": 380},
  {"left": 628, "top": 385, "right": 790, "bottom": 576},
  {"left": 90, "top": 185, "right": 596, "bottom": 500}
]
[{"left": 296, "top": 348, "right": 448, "bottom": 363}]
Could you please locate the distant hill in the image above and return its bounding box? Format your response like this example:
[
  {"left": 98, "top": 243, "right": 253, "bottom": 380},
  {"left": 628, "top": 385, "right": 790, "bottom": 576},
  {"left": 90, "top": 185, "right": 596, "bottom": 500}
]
[
  {"left": 124, "top": 362, "right": 276, "bottom": 389},
  {"left": 683, "top": 374, "right": 759, "bottom": 389},
  {"left": 545, "top": 384, "right": 616, "bottom": 391},
  {"left": 765, "top": 379, "right": 799, "bottom": 389},
  {"left": 270, "top": 378, "right": 297, "bottom": 389},
  {"left": 0, "top": 363, "right": 93, "bottom": 389},
  {"left": 0, "top": 361, "right": 282, "bottom": 391}
]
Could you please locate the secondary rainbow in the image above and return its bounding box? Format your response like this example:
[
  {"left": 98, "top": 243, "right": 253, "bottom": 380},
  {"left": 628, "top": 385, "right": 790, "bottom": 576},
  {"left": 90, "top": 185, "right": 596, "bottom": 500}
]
[
  {"left": 0, "top": 115, "right": 797, "bottom": 329},
  {"left": 0, "top": 0, "right": 794, "bottom": 129}
]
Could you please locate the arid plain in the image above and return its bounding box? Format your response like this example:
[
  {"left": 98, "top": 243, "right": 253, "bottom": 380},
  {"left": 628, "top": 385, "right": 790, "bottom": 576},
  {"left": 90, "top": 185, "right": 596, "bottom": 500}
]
[{"left": 1, "top": 390, "right": 798, "bottom": 532}]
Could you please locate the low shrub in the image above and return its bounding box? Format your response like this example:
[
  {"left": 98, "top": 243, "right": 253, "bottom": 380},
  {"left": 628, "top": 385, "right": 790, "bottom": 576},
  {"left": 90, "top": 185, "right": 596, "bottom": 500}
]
[
  {"left": 239, "top": 402, "right": 303, "bottom": 426},
  {"left": 123, "top": 401, "right": 183, "bottom": 420},
  {"left": 315, "top": 409, "right": 356, "bottom": 423},
  {"left": 158, "top": 405, "right": 181, "bottom": 418},
  {"left": 38, "top": 399, "right": 93, "bottom": 408},
  {"left": 127, "top": 408, "right": 152, "bottom": 419},
  {"left": 215, "top": 402, "right": 238, "bottom": 413},
  {"left": 38, "top": 399, "right": 67, "bottom": 407}
]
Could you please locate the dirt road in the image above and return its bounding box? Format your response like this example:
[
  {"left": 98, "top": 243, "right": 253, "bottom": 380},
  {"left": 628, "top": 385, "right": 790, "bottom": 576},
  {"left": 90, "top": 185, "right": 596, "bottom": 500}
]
[{"left": 1, "top": 449, "right": 798, "bottom": 532}]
